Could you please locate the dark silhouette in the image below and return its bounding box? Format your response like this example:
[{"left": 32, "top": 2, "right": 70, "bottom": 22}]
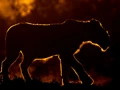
[
  {"left": 74, "top": 41, "right": 105, "bottom": 71},
  {"left": 2, "top": 18, "right": 110, "bottom": 85},
  {"left": 74, "top": 41, "right": 112, "bottom": 86},
  {"left": 74, "top": 41, "right": 111, "bottom": 72},
  {"left": 0, "top": 78, "right": 103, "bottom": 89},
  {"left": 28, "top": 55, "right": 62, "bottom": 85}
]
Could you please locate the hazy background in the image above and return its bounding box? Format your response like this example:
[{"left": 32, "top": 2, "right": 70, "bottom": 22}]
[
  {"left": 0, "top": 0, "right": 120, "bottom": 56},
  {"left": 0, "top": 0, "right": 120, "bottom": 86}
]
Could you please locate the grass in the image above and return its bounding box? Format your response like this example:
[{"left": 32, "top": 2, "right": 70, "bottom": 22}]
[{"left": 0, "top": 78, "right": 114, "bottom": 89}]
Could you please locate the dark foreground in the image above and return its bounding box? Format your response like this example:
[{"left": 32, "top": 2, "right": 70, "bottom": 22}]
[{"left": 0, "top": 78, "right": 115, "bottom": 90}]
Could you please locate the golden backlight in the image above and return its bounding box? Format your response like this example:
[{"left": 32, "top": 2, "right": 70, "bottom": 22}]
[
  {"left": 73, "top": 41, "right": 112, "bottom": 86},
  {"left": 8, "top": 51, "right": 63, "bottom": 86},
  {"left": 0, "top": 0, "right": 113, "bottom": 86},
  {"left": 7, "top": 40, "right": 112, "bottom": 86},
  {"left": 0, "top": 0, "right": 35, "bottom": 20},
  {"left": 14, "top": 0, "right": 35, "bottom": 17}
]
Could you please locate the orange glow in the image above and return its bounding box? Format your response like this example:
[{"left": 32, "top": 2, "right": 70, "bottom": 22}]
[
  {"left": 75, "top": 41, "right": 110, "bottom": 54},
  {"left": 14, "top": 0, "right": 35, "bottom": 17},
  {"left": 28, "top": 55, "right": 63, "bottom": 85},
  {"left": 55, "top": 0, "right": 72, "bottom": 15},
  {"left": 88, "top": 68, "right": 112, "bottom": 86},
  {"left": 8, "top": 51, "right": 63, "bottom": 85},
  {"left": 8, "top": 50, "right": 24, "bottom": 80},
  {"left": 6, "top": 40, "right": 111, "bottom": 86},
  {"left": 0, "top": 0, "right": 16, "bottom": 20},
  {"left": 74, "top": 40, "right": 112, "bottom": 86},
  {"left": 6, "top": 49, "right": 112, "bottom": 86},
  {"left": 0, "top": 0, "right": 35, "bottom": 20},
  {"left": 70, "top": 67, "right": 82, "bottom": 84}
]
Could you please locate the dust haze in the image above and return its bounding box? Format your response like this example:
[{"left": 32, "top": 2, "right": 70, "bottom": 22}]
[{"left": 0, "top": 0, "right": 35, "bottom": 21}]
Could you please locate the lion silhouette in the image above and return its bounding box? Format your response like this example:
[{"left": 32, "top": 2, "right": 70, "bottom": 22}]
[
  {"left": 2, "top": 19, "right": 110, "bottom": 85},
  {"left": 74, "top": 41, "right": 112, "bottom": 86},
  {"left": 28, "top": 55, "right": 62, "bottom": 85}
]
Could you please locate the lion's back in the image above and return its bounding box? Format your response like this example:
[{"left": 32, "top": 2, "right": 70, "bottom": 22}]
[{"left": 5, "top": 19, "right": 94, "bottom": 57}]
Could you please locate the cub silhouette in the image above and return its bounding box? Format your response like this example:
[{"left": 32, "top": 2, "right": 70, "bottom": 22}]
[{"left": 2, "top": 19, "right": 110, "bottom": 85}]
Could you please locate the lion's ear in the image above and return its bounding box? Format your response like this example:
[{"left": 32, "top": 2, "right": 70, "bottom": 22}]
[{"left": 90, "top": 18, "right": 101, "bottom": 27}]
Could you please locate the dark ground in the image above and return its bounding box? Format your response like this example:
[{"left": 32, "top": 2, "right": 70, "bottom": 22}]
[{"left": 0, "top": 78, "right": 115, "bottom": 89}]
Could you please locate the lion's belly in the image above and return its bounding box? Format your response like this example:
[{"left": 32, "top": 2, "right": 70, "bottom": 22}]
[
  {"left": 17, "top": 29, "right": 79, "bottom": 58},
  {"left": 20, "top": 38, "right": 77, "bottom": 58}
]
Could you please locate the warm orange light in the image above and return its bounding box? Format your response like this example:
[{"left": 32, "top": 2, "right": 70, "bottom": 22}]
[
  {"left": 74, "top": 41, "right": 109, "bottom": 54},
  {"left": 88, "top": 69, "right": 112, "bottom": 86},
  {"left": 0, "top": 0, "right": 35, "bottom": 20},
  {"left": 28, "top": 55, "right": 63, "bottom": 85},
  {"left": 7, "top": 40, "right": 111, "bottom": 86},
  {"left": 14, "top": 0, "right": 35, "bottom": 17},
  {"left": 8, "top": 50, "right": 24, "bottom": 80},
  {"left": 70, "top": 67, "right": 82, "bottom": 84},
  {"left": 73, "top": 40, "right": 112, "bottom": 86}
]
